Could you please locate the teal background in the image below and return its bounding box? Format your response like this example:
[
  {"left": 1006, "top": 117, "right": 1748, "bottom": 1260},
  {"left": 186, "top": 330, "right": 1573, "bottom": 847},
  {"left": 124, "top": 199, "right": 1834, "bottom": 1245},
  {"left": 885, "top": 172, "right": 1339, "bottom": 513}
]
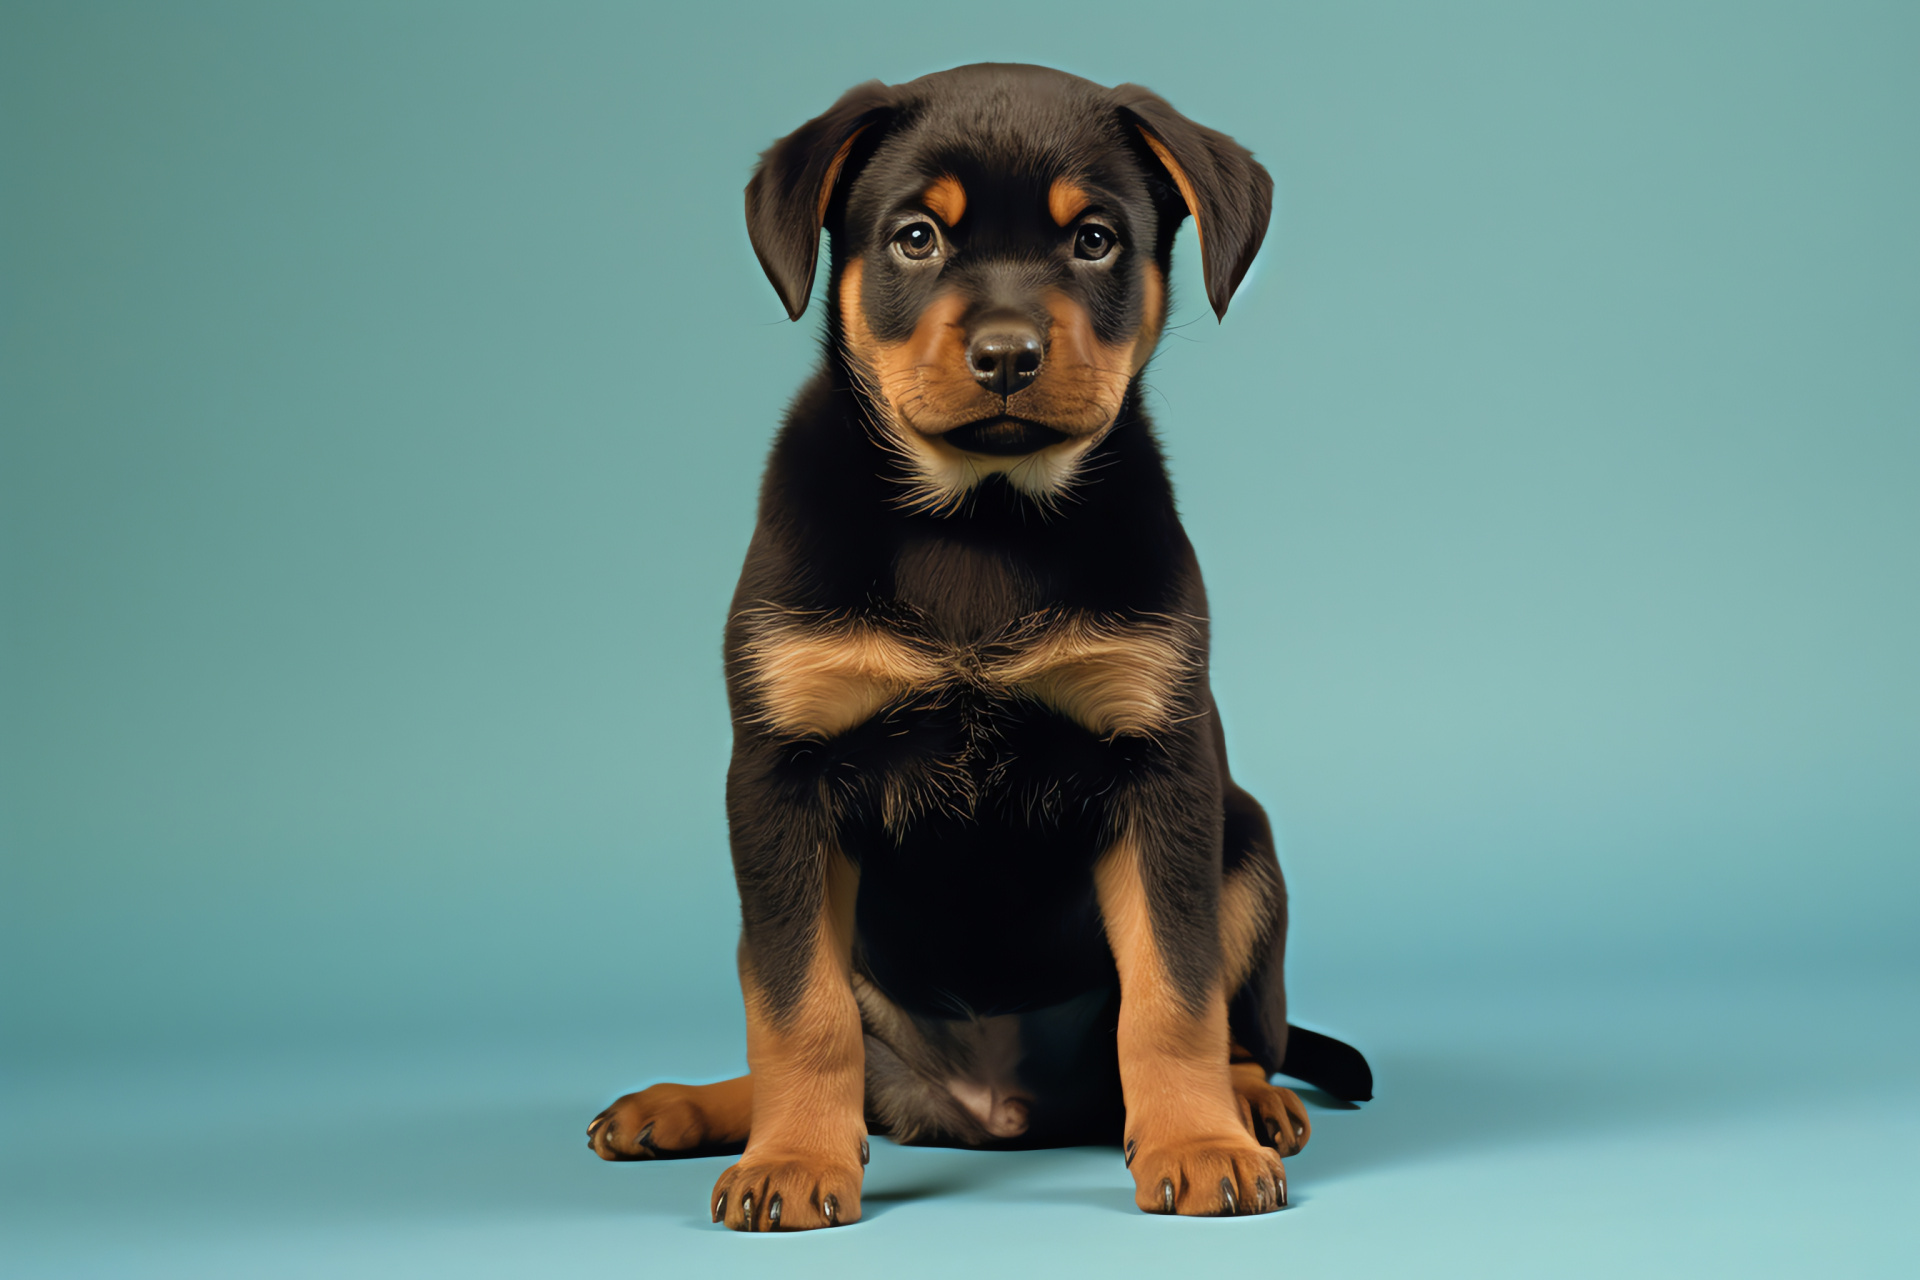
[{"left": 3, "top": 2, "right": 1915, "bottom": 1276}]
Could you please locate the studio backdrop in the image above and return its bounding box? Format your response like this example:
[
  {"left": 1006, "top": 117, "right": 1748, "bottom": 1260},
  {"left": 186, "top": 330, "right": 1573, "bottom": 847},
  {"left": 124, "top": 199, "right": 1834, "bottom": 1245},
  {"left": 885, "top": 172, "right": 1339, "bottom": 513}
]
[{"left": 3, "top": 3, "right": 1915, "bottom": 1277}]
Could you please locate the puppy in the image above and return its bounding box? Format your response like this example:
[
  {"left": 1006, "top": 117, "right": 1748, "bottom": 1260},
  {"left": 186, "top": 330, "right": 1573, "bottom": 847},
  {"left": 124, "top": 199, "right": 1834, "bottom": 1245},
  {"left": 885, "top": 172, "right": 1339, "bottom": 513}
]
[{"left": 587, "top": 63, "right": 1370, "bottom": 1231}]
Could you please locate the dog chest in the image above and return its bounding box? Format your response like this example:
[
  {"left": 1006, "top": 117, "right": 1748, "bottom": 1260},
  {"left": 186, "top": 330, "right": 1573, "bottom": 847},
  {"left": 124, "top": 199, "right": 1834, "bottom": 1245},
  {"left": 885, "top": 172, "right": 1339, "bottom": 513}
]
[{"left": 734, "top": 608, "right": 1198, "bottom": 743}]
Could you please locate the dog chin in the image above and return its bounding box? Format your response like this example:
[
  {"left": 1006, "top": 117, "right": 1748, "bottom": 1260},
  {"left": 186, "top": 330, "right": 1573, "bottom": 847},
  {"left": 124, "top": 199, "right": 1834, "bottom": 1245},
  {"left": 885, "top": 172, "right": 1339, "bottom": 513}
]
[
  {"left": 937, "top": 418, "right": 1071, "bottom": 457},
  {"left": 888, "top": 413, "right": 1106, "bottom": 512}
]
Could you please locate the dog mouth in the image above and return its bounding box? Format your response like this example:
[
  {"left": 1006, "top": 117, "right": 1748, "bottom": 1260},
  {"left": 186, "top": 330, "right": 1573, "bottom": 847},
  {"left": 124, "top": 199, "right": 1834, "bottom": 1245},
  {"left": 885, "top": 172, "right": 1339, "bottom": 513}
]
[{"left": 938, "top": 417, "right": 1071, "bottom": 457}]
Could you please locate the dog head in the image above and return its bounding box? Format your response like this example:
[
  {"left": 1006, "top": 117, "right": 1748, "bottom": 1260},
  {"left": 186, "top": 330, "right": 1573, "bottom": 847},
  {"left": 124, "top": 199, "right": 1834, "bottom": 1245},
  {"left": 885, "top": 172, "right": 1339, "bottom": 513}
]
[{"left": 746, "top": 64, "right": 1272, "bottom": 513}]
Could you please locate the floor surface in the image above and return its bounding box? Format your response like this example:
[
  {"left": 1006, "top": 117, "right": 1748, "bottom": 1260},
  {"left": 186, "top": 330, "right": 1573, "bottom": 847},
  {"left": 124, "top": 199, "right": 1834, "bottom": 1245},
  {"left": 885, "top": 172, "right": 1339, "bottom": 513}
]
[{"left": 6, "top": 965, "right": 1913, "bottom": 1278}]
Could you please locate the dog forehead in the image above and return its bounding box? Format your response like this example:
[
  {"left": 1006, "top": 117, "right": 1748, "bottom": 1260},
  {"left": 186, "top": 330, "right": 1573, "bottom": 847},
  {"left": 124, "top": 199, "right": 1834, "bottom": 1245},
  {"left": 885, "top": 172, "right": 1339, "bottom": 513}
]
[
  {"left": 905, "top": 63, "right": 1122, "bottom": 157},
  {"left": 850, "top": 66, "right": 1142, "bottom": 219}
]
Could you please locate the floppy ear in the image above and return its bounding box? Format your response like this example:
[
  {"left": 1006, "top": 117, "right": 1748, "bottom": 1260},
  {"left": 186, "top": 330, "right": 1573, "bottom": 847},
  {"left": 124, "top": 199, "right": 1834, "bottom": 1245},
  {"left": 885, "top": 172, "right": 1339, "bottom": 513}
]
[
  {"left": 745, "top": 81, "right": 896, "bottom": 320},
  {"left": 1112, "top": 86, "right": 1274, "bottom": 321}
]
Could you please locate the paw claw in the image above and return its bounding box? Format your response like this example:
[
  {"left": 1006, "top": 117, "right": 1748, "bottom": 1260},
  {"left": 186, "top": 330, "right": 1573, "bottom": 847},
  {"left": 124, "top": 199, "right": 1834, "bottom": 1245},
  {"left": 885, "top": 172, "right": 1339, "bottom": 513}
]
[
  {"left": 1124, "top": 1138, "right": 1137, "bottom": 1167},
  {"left": 636, "top": 1121, "right": 655, "bottom": 1154},
  {"left": 1133, "top": 1135, "right": 1291, "bottom": 1217},
  {"left": 858, "top": 1137, "right": 870, "bottom": 1166},
  {"left": 715, "top": 1152, "right": 862, "bottom": 1232}
]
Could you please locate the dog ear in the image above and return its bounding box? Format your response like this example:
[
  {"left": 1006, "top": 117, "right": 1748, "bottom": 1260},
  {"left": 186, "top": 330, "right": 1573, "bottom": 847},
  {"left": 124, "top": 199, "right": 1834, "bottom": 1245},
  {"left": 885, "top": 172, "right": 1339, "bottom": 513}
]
[
  {"left": 746, "top": 81, "right": 896, "bottom": 321},
  {"left": 1112, "top": 87, "right": 1274, "bottom": 321}
]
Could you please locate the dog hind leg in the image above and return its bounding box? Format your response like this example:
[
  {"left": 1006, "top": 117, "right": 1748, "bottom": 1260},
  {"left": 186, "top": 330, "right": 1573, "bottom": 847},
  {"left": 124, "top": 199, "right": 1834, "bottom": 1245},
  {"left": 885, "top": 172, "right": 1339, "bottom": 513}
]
[
  {"left": 1220, "top": 775, "right": 1373, "bottom": 1120},
  {"left": 587, "top": 1075, "right": 753, "bottom": 1160},
  {"left": 1230, "top": 1046, "right": 1312, "bottom": 1157}
]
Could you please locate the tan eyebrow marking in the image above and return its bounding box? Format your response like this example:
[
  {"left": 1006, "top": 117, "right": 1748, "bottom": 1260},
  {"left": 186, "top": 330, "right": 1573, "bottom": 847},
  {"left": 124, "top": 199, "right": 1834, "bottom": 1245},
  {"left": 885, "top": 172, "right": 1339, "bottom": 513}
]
[
  {"left": 1048, "top": 176, "right": 1092, "bottom": 227},
  {"left": 922, "top": 175, "right": 967, "bottom": 226}
]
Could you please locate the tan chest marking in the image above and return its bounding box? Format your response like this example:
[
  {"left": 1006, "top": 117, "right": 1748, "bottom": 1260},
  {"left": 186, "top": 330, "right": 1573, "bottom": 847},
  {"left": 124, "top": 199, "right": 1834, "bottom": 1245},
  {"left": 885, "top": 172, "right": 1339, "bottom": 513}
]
[
  {"left": 738, "top": 610, "right": 1200, "bottom": 742},
  {"left": 985, "top": 613, "right": 1198, "bottom": 740},
  {"left": 738, "top": 617, "right": 948, "bottom": 740}
]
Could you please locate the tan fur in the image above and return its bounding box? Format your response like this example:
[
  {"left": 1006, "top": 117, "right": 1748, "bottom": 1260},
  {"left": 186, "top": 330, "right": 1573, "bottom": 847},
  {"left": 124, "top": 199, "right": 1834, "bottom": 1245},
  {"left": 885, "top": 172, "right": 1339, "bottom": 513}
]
[
  {"left": 1030, "top": 289, "right": 1135, "bottom": 436},
  {"left": 1218, "top": 857, "right": 1278, "bottom": 993},
  {"left": 1230, "top": 1059, "right": 1312, "bottom": 1158},
  {"left": 712, "top": 851, "right": 867, "bottom": 1230},
  {"left": 1096, "top": 833, "right": 1287, "bottom": 1214},
  {"left": 738, "top": 607, "right": 1199, "bottom": 743},
  {"left": 839, "top": 258, "right": 978, "bottom": 434},
  {"left": 588, "top": 1075, "right": 753, "bottom": 1159},
  {"left": 1048, "top": 175, "right": 1091, "bottom": 226},
  {"left": 737, "top": 610, "right": 947, "bottom": 739},
  {"left": 990, "top": 611, "right": 1198, "bottom": 739},
  {"left": 1137, "top": 127, "right": 1206, "bottom": 261},
  {"left": 815, "top": 126, "right": 872, "bottom": 227},
  {"left": 1132, "top": 260, "right": 1166, "bottom": 374},
  {"left": 922, "top": 175, "right": 967, "bottom": 226},
  {"left": 839, "top": 260, "right": 997, "bottom": 512},
  {"left": 837, "top": 257, "right": 1167, "bottom": 512}
]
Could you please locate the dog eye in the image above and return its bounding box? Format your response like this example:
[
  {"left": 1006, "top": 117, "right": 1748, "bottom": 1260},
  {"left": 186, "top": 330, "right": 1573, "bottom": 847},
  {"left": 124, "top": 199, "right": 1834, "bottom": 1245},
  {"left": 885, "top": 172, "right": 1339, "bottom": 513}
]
[
  {"left": 1073, "top": 223, "right": 1116, "bottom": 261},
  {"left": 894, "top": 222, "right": 940, "bottom": 261}
]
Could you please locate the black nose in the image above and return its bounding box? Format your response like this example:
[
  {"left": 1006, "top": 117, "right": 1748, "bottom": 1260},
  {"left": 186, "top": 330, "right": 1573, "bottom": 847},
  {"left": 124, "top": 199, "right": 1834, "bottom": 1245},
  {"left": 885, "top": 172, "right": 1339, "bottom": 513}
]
[{"left": 966, "top": 321, "right": 1044, "bottom": 397}]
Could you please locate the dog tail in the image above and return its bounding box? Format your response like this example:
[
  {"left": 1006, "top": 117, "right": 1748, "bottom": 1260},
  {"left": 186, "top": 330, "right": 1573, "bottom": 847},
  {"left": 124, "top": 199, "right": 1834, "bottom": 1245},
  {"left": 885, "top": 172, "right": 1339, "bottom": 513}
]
[{"left": 1280, "top": 1025, "right": 1374, "bottom": 1103}]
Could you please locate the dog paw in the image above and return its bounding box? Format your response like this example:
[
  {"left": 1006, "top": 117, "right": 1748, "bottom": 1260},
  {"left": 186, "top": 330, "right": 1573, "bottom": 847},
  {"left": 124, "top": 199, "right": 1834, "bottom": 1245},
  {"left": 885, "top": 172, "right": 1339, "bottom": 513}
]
[
  {"left": 711, "top": 1148, "right": 863, "bottom": 1231},
  {"left": 1126, "top": 1133, "right": 1287, "bottom": 1216},
  {"left": 1236, "top": 1079, "right": 1312, "bottom": 1157},
  {"left": 586, "top": 1081, "right": 746, "bottom": 1161}
]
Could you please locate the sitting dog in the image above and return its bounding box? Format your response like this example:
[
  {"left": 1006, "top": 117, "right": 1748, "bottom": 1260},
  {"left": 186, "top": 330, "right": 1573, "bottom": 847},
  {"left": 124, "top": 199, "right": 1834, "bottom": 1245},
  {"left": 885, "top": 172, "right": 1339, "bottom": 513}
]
[{"left": 587, "top": 62, "right": 1371, "bottom": 1231}]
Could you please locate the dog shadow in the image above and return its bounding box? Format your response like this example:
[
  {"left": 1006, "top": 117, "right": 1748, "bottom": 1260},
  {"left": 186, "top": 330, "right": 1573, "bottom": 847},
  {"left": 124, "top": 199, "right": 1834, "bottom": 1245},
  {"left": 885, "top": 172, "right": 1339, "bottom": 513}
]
[
  {"left": 44, "top": 1025, "right": 1831, "bottom": 1237},
  {"left": 853, "top": 1026, "right": 1837, "bottom": 1214}
]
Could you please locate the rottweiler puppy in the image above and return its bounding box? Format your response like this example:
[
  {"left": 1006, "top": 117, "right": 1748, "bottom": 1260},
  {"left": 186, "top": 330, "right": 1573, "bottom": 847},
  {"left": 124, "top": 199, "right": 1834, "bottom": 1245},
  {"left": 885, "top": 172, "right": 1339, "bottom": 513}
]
[{"left": 587, "top": 62, "right": 1371, "bottom": 1230}]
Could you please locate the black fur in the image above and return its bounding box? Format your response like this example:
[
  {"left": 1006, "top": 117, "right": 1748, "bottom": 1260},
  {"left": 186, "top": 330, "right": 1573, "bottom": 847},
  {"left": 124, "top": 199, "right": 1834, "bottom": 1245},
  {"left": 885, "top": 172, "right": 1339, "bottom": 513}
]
[{"left": 729, "top": 64, "right": 1370, "bottom": 1134}]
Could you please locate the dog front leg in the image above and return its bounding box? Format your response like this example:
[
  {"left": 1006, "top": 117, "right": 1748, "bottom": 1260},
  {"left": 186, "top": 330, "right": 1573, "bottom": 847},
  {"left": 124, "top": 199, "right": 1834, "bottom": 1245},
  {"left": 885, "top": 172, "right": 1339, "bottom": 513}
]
[
  {"left": 710, "top": 766, "right": 866, "bottom": 1232},
  {"left": 1096, "top": 809, "right": 1288, "bottom": 1216}
]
